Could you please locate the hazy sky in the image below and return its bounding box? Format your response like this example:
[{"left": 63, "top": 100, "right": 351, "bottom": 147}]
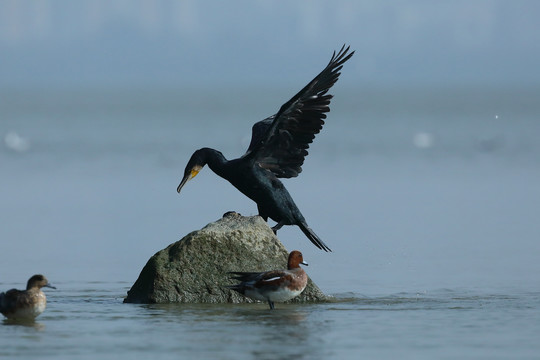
[{"left": 1, "top": 0, "right": 540, "bottom": 89}]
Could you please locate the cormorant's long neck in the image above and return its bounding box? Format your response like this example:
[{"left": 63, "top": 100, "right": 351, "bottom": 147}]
[{"left": 203, "top": 148, "right": 229, "bottom": 178}]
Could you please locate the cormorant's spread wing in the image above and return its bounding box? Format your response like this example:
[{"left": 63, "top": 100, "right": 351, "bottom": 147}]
[
  {"left": 246, "top": 45, "right": 354, "bottom": 178},
  {"left": 246, "top": 115, "right": 274, "bottom": 153}
]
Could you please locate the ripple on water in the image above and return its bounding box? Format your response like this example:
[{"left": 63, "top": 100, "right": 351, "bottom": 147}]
[{"left": 1, "top": 284, "right": 540, "bottom": 359}]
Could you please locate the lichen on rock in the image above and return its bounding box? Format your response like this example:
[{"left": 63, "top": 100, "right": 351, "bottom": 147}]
[{"left": 124, "top": 212, "right": 328, "bottom": 304}]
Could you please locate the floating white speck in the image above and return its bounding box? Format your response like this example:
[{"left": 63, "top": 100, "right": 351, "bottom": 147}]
[
  {"left": 413, "top": 132, "right": 434, "bottom": 149},
  {"left": 495, "top": 115, "right": 499, "bottom": 119},
  {"left": 4, "top": 131, "right": 30, "bottom": 152}
]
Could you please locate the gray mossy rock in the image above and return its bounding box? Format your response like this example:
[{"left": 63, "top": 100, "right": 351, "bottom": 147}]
[{"left": 124, "top": 212, "right": 328, "bottom": 304}]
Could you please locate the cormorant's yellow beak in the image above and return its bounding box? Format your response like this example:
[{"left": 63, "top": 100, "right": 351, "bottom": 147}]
[{"left": 177, "top": 166, "right": 202, "bottom": 193}]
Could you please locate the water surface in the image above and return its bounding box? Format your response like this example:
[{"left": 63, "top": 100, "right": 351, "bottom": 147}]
[{"left": 1, "top": 283, "right": 539, "bottom": 359}]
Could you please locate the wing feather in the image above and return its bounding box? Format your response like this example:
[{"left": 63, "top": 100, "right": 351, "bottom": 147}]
[{"left": 246, "top": 45, "right": 354, "bottom": 178}]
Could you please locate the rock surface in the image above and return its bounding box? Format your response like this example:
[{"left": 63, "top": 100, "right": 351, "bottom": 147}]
[{"left": 124, "top": 212, "right": 328, "bottom": 304}]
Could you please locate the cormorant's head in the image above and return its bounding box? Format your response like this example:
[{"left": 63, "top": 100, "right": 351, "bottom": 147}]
[{"left": 177, "top": 149, "right": 206, "bottom": 194}]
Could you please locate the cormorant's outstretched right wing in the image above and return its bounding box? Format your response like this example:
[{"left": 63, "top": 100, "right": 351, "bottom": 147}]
[{"left": 245, "top": 45, "right": 354, "bottom": 178}]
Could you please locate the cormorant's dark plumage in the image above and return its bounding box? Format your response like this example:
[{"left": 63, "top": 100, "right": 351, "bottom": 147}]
[{"left": 177, "top": 45, "right": 354, "bottom": 252}]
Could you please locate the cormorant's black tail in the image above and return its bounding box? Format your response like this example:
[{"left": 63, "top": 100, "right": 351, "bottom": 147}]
[{"left": 298, "top": 223, "right": 332, "bottom": 252}]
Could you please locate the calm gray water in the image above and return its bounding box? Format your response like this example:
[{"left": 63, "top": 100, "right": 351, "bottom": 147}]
[
  {"left": 1, "top": 283, "right": 539, "bottom": 359},
  {"left": 1, "top": 87, "right": 540, "bottom": 358}
]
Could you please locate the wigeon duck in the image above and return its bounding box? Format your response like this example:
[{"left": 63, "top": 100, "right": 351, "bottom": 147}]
[
  {"left": 228, "top": 250, "right": 308, "bottom": 309},
  {"left": 0, "top": 274, "right": 56, "bottom": 320}
]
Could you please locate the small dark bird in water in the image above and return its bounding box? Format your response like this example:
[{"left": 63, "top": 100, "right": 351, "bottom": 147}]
[
  {"left": 0, "top": 274, "right": 56, "bottom": 320},
  {"left": 177, "top": 45, "right": 354, "bottom": 252},
  {"left": 227, "top": 250, "right": 308, "bottom": 310}
]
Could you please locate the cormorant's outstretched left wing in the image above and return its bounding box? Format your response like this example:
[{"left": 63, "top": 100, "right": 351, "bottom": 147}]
[{"left": 245, "top": 45, "right": 354, "bottom": 178}]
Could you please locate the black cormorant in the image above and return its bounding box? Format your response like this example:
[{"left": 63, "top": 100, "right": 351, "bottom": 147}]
[{"left": 177, "top": 45, "right": 354, "bottom": 252}]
